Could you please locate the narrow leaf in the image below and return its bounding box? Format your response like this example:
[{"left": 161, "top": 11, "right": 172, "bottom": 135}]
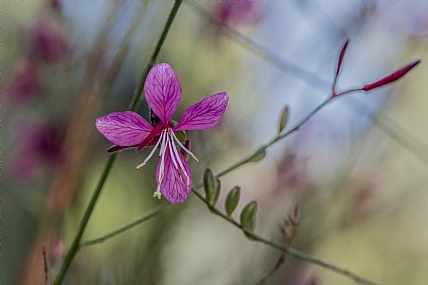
[
  {"left": 277, "top": 105, "right": 289, "bottom": 135},
  {"left": 363, "top": 60, "right": 421, "bottom": 91},
  {"left": 208, "top": 179, "right": 221, "bottom": 213},
  {"left": 246, "top": 147, "right": 267, "bottom": 163},
  {"left": 203, "top": 169, "right": 219, "bottom": 206},
  {"left": 240, "top": 201, "right": 257, "bottom": 239},
  {"left": 225, "top": 186, "right": 240, "bottom": 217}
]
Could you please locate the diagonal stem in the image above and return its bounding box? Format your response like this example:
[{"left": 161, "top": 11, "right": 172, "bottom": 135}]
[
  {"left": 81, "top": 202, "right": 170, "bottom": 247},
  {"left": 215, "top": 99, "right": 330, "bottom": 179},
  {"left": 52, "top": 2, "right": 183, "bottom": 284},
  {"left": 188, "top": 1, "right": 428, "bottom": 170},
  {"left": 191, "top": 189, "right": 378, "bottom": 285}
]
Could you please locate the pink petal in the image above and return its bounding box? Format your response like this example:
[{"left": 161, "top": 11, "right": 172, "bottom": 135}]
[
  {"left": 175, "top": 92, "right": 229, "bottom": 131},
  {"left": 156, "top": 151, "right": 192, "bottom": 204},
  {"left": 144, "top": 63, "right": 182, "bottom": 126},
  {"left": 95, "top": 111, "right": 153, "bottom": 146}
]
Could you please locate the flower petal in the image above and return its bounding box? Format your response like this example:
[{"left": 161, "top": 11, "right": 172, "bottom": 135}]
[
  {"left": 175, "top": 92, "right": 229, "bottom": 131},
  {"left": 144, "top": 63, "right": 182, "bottom": 126},
  {"left": 156, "top": 151, "right": 192, "bottom": 204},
  {"left": 95, "top": 111, "right": 153, "bottom": 146}
]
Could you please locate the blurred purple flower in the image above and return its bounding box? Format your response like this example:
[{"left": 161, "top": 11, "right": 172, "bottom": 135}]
[
  {"left": 28, "top": 17, "right": 69, "bottom": 64},
  {"left": 96, "top": 63, "right": 229, "bottom": 204},
  {"left": 6, "top": 58, "right": 40, "bottom": 103},
  {"left": 9, "top": 120, "right": 65, "bottom": 183},
  {"left": 215, "top": 1, "right": 262, "bottom": 27}
]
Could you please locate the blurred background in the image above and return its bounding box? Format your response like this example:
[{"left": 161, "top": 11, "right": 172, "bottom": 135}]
[{"left": 2, "top": 1, "right": 428, "bottom": 285}]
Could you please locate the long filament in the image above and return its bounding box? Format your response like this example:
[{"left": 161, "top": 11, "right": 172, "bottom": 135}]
[
  {"left": 172, "top": 131, "right": 199, "bottom": 162},
  {"left": 136, "top": 132, "right": 164, "bottom": 169}
]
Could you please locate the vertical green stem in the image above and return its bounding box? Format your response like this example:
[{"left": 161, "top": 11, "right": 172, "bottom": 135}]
[
  {"left": 129, "top": 0, "right": 183, "bottom": 112},
  {"left": 52, "top": 2, "right": 182, "bottom": 284}
]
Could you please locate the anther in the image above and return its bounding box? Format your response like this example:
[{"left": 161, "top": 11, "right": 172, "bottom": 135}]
[
  {"left": 136, "top": 162, "right": 146, "bottom": 169},
  {"left": 190, "top": 153, "right": 200, "bottom": 163}
]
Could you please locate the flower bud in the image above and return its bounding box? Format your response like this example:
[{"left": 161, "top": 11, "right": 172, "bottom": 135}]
[
  {"left": 203, "top": 168, "right": 220, "bottom": 207},
  {"left": 240, "top": 201, "right": 257, "bottom": 239},
  {"left": 277, "top": 105, "right": 289, "bottom": 135},
  {"left": 336, "top": 40, "right": 349, "bottom": 77},
  {"left": 225, "top": 186, "right": 240, "bottom": 216},
  {"left": 362, "top": 60, "right": 421, "bottom": 91},
  {"left": 246, "top": 147, "right": 266, "bottom": 163}
]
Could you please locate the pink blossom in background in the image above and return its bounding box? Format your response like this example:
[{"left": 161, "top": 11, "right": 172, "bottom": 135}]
[
  {"left": 9, "top": 120, "right": 65, "bottom": 183},
  {"left": 96, "top": 63, "right": 228, "bottom": 204},
  {"left": 28, "top": 17, "right": 69, "bottom": 64},
  {"left": 214, "top": 0, "right": 263, "bottom": 27},
  {"left": 6, "top": 58, "right": 40, "bottom": 103}
]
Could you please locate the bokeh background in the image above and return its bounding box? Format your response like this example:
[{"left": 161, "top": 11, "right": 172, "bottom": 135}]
[{"left": 3, "top": 1, "right": 428, "bottom": 285}]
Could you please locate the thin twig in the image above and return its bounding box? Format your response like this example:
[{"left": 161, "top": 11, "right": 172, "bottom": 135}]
[
  {"left": 188, "top": 1, "right": 428, "bottom": 169},
  {"left": 81, "top": 202, "right": 169, "bottom": 247},
  {"left": 256, "top": 205, "right": 299, "bottom": 285},
  {"left": 42, "top": 244, "right": 50, "bottom": 285},
  {"left": 191, "top": 189, "right": 378, "bottom": 285}
]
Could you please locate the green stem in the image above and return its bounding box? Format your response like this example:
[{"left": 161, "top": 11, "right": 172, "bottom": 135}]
[
  {"left": 81, "top": 202, "right": 170, "bottom": 247},
  {"left": 191, "top": 189, "right": 378, "bottom": 285},
  {"left": 52, "top": 2, "right": 182, "bottom": 284},
  {"left": 216, "top": 99, "right": 329, "bottom": 179},
  {"left": 52, "top": 154, "right": 117, "bottom": 285},
  {"left": 77, "top": 98, "right": 331, "bottom": 249},
  {"left": 129, "top": 0, "right": 183, "bottom": 112},
  {"left": 189, "top": 1, "right": 428, "bottom": 170}
]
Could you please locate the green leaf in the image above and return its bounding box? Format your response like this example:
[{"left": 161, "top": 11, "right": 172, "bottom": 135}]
[
  {"left": 246, "top": 147, "right": 266, "bottom": 163},
  {"left": 203, "top": 169, "right": 220, "bottom": 207},
  {"left": 174, "top": 130, "right": 186, "bottom": 143},
  {"left": 170, "top": 119, "right": 186, "bottom": 143},
  {"left": 225, "top": 186, "right": 240, "bottom": 217},
  {"left": 277, "top": 105, "right": 289, "bottom": 135},
  {"left": 240, "top": 201, "right": 257, "bottom": 239}
]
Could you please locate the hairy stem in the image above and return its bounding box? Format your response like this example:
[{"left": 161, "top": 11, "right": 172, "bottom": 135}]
[{"left": 52, "top": 2, "right": 183, "bottom": 284}]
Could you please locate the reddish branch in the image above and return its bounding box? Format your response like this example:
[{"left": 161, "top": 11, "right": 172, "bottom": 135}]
[{"left": 256, "top": 204, "right": 299, "bottom": 285}]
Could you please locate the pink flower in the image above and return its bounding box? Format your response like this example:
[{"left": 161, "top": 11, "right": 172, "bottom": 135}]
[
  {"left": 215, "top": 1, "right": 262, "bottom": 27},
  {"left": 7, "top": 58, "right": 40, "bottom": 103},
  {"left": 96, "top": 63, "right": 229, "bottom": 203},
  {"left": 9, "top": 119, "right": 65, "bottom": 183},
  {"left": 28, "top": 17, "right": 69, "bottom": 64}
]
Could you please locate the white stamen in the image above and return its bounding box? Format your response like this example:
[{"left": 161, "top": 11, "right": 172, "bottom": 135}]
[
  {"left": 153, "top": 188, "right": 162, "bottom": 199},
  {"left": 166, "top": 134, "right": 179, "bottom": 170},
  {"left": 136, "top": 132, "right": 164, "bottom": 170},
  {"left": 171, "top": 131, "right": 200, "bottom": 162},
  {"left": 158, "top": 130, "right": 168, "bottom": 158},
  {"left": 169, "top": 130, "right": 190, "bottom": 184},
  {"left": 158, "top": 143, "right": 166, "bottom": 182},
  {"left": 153, "top": 173, "right": 164, "bottom": 199}
]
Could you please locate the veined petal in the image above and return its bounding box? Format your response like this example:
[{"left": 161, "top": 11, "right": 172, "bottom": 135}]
[
  {"left": 144, "top": 63, "right": 182, "bottom": 126},
  {"left": 96, "top": 111, "right": 153, "bottom": 146},
  {"left": 156, "top": 151, "right": 192, "bottom": 204},
  {"left": 175, "top": 92, "right": 229, "bottom": 131}
]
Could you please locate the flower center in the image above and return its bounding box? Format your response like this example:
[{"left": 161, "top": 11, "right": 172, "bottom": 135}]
[{"left": 136, "top": 127, "right": 199, "bottom": 199}]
